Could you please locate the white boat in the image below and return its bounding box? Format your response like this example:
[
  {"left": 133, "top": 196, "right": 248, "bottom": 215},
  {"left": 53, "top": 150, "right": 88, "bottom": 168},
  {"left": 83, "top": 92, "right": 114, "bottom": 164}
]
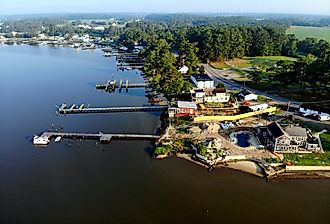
[
  {"left": 33, "top": 136, "right": 50, "bottom": 145},
  {"left": 103, "top": 52, "right": 111, "bottom": 57},
  {"left": 54, "top": 136, "right": 62, "bottom": 142}
]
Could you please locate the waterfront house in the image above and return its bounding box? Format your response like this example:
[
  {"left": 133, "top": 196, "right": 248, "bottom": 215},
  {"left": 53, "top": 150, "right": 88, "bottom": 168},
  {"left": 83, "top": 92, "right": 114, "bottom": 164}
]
[
  {"left": 190, "top": 88, "right": 230, "bottom": 104},
  {"left": 168, "top": 101, "right": 197, "bottom": 118},
  {"left": 238, "top": 89, "right": 258, "bottom": 101},
  {"left": 204, "top": 88, "right": 230, "bottom": 103},
  {"left": 190, "top": 74, "right": 214, "bottom": 89},
  {"left": 258, "top": 122, "right": 320, "bottom": 153},
  {"left": 190, "top": 89, "right": 206, "bottom": 103}
]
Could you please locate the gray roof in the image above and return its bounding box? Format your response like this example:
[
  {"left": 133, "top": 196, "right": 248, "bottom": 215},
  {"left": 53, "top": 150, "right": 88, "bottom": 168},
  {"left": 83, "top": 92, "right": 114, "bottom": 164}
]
[
  {"left": 284, "top": 126, "right": 307, "bottom": 137},
  {"left": 192, "top": 74, "right": 213, "bottom": 82},
  {"left": 267, "top": 122, "right": 284, "bottom": 138}
]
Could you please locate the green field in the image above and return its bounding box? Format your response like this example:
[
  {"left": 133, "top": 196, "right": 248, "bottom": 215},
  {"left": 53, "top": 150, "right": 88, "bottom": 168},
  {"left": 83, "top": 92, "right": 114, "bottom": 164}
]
[
  {"left": 286, "top": 26, "right": 330, "bottom": 42},
  {"left": 210, "top": 56, "right": 296, "bottom": 70}
]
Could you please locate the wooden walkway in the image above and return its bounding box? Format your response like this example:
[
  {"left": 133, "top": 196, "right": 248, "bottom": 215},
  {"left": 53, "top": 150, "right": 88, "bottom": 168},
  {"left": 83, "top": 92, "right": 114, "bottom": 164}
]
[
  {"left": 39, "top": 131, "right": 160, "bottom": 144},
  {"left": 58, "top": 104, "right": 168, "bottom": 114}
]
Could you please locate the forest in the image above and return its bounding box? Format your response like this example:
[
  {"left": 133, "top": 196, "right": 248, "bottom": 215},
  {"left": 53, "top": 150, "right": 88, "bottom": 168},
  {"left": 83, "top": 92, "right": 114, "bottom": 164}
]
[{"left": 117, "top": 18, "right": 330, "bottom": 98}]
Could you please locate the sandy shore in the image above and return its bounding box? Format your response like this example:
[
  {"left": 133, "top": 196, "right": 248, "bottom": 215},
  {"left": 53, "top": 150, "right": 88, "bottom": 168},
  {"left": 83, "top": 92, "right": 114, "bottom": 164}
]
[
  {"left": 176, "top": 153, "right": 264, "bottom": 177},
  {"left": 223, "top": 161, "right": 265, "bottom": 177}
]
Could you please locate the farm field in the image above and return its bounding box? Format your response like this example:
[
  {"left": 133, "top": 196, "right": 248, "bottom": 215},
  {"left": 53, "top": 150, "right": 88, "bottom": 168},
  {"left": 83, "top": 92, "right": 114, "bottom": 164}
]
[{"left": 286, "top": 26, "right": 330, "bottom": 42}]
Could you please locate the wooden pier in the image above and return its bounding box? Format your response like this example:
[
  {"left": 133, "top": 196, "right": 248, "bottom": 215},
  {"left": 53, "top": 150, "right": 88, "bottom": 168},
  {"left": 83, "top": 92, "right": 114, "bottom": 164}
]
[
  {"left": 96, "top": 80, "right": 150, "bottom": 92},
  {"left": 58, "top": 103, "right": 168, "bottom": 114},
  {"left": 38, "top": 131, "right": 160, "bottom": 145}
]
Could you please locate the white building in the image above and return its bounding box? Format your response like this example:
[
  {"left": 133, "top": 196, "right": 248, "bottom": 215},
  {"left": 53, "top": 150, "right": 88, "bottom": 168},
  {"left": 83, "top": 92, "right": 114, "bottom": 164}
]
[
  {"left": 93, "top": 26, "right": 105, "bottom": 31},
  {"left": 190, "top": 74, "right": 214, "bottom": 89},
  {"left": 248, "top": 103, "right": 269, "bottom": 111},
  {"left": 238, "top": 89, "right": 258, "bottom": 101},
  {"left": 190, "top": 88, "right": 230, "bottom": 104},
  {"left": 204, "top": 88, "right": 230, "bottom": 103},
  {"left": 37, "top": 33, "right": 47, "bottom": 39},
  {"left": 178, "top": 65, "right": 189, "bottom": 74},
  {"left": 78, "top": 24, "right": 92, "bottom": 29}
]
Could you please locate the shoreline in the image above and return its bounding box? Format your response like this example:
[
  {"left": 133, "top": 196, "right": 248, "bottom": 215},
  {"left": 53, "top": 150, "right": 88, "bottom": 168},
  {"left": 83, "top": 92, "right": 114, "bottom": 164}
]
[{"left": 174, "top": 153, "right": 330, "bottom": 180}]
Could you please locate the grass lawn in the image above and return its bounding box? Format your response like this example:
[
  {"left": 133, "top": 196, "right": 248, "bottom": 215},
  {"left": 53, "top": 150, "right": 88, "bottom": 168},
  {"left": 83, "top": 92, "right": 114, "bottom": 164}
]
[
  {"left": 210, "top": 56, "right": 296, "bottom": 70},
  {"left": 320, "top": 133, "right": 330, "bottom": 152},
  {"left": 243, "top": 56, "right": 297, "bottom": 68},
  {"left": 209, "top": 61, "right": 231, "bottom": 69},
  {"left": 286, "top": 26, "right": 330, "bottom": 42},
  {"left": 284, "top": 152, "right": 330, "bottom": 166}
]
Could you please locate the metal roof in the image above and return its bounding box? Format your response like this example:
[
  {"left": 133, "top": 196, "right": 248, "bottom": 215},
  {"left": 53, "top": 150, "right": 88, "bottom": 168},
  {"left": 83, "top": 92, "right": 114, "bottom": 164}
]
[
  {"left": 284, "top": 126, "right": 308, "bottom": 137},
  {"left": 177, "top": 101, "right": 197, "bottom": 109},
  {"left": 192, "top": 74, "right": 213, "bottom": 82}
]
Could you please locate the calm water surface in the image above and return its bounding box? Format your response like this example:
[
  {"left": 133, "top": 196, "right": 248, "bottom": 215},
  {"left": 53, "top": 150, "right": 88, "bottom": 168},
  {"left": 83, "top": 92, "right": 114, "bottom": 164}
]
[{"left": 0, "top": 45, "right": 329, "bottom": 224}]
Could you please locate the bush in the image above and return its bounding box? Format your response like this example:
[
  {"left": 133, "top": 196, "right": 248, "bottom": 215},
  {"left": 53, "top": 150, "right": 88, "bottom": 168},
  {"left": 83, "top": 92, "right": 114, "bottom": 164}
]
[
  {"left": 154, "top": 145, "right": 172, "bottom": 156},
  {"left": 196, "top": 143, "right": 208, "bottom": 157},
  {"left": 257, "top": 95, "right": 272, "bottom": 102},
  {"left": 320, "top": 133, "right": 330, "bottom": 152}
]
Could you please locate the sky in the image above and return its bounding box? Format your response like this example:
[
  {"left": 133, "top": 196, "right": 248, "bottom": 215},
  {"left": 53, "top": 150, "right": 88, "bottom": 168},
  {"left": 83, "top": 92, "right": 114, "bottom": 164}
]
[{"left": 0, "top": 0, "right": 329, "bottom": 16}]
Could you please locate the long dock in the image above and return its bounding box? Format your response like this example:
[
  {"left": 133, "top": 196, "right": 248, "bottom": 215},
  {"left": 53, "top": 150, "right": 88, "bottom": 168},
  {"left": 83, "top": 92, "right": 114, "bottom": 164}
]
[
  {"left": 96, "top": 80, "right": 150, "bottom": 91},
  {"left": 58, "top": 103, "right": 168, "bottom": 114},
  {"left": 37, "top": 131, "right": 160, "bottom": 145}
]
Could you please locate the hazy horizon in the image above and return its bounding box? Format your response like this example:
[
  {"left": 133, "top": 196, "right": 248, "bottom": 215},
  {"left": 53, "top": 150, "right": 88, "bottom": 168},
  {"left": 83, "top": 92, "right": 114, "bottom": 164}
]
[{"left": 1, "top": 0, "right": 329, "bottom": 16}]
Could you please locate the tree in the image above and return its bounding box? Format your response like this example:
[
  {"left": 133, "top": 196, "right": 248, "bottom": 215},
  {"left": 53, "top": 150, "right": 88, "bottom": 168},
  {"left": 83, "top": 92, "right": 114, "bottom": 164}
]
[
  {"left": 216, "top": 82, "right": 225, "bottom": 88},
  {"left": 294, "top": 54, "right": 316, "bottom": 93},
  {"left": 283, "top": 34, "right": 298, "bottom": 56},
  {"left": 269, "top": 60, "right": 294, "bottom": 88},
  {"left": 250, "top": 65, "right": 263, "bottom": 83},
  {"left": 142, "top": 39, "right": 192, "bottom": 96},
  {"left": 184, "top": 42, "right": 200, "bottom": 74}
]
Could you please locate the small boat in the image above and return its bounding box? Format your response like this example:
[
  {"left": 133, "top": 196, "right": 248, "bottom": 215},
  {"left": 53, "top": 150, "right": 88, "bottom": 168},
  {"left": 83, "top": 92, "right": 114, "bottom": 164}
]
[
  {"left": 33, "top": 136, "right": 50, "bottom": 145},
  {"left": 54, "top": 136, "right": 62, "bottom": 142},
  {"left": 103, "top": 52, "right": 111, "bottom": 57}
]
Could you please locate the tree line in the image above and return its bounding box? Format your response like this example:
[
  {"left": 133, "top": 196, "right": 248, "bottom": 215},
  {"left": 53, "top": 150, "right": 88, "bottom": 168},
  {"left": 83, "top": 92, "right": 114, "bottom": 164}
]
[{"left": 117, "top": 20, "right": 330, "bottom": 96}]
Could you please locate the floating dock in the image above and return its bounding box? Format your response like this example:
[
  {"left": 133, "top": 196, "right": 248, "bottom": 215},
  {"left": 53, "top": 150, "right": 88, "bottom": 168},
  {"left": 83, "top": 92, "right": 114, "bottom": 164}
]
[
  {"left": 58, "top": 103, "right": 168, "bottom": 114},
  {"left": 34, "top": 131, "right": 160, "bottom": 145}
]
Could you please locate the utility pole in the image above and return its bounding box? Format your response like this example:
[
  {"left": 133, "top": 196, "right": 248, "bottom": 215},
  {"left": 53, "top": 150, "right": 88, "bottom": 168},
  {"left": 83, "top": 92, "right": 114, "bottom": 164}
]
[{"left": 287, "top": 101, "right": 290, "bottom": 113}]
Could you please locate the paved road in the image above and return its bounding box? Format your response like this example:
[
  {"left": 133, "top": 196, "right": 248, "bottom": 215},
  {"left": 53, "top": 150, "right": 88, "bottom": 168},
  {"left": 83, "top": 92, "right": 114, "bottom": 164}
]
[{"left": 203, "top": 64, "right": 302, "bottom": 105}]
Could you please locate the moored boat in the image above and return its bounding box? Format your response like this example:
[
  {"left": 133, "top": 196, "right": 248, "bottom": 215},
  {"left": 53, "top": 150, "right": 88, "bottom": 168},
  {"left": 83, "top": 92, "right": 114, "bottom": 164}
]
[{"left": 33, "top": 135, "right": 50, "bottom": 145}]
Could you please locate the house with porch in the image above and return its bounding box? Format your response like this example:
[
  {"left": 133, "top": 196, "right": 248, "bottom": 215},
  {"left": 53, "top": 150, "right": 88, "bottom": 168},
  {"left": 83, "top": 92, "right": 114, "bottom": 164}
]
[
  {"left": 258, "top": 122, "right": 320, "bottom": 153},
  {"left": 190, "top": 88, "right": 230, "bottom": 104}
]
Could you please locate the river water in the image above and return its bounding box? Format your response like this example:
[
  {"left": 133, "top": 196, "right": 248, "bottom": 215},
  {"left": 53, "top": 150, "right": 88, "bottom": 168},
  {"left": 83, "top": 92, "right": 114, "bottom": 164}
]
[{"left": 0, "top": 45, "right": 329, "bottom": 224}]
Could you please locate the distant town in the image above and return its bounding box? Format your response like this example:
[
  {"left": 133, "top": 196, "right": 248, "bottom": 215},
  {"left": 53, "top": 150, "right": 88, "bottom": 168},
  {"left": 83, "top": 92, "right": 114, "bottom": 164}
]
[{"left": 2, "top": 13, "right": 330, "bottom": 180}]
